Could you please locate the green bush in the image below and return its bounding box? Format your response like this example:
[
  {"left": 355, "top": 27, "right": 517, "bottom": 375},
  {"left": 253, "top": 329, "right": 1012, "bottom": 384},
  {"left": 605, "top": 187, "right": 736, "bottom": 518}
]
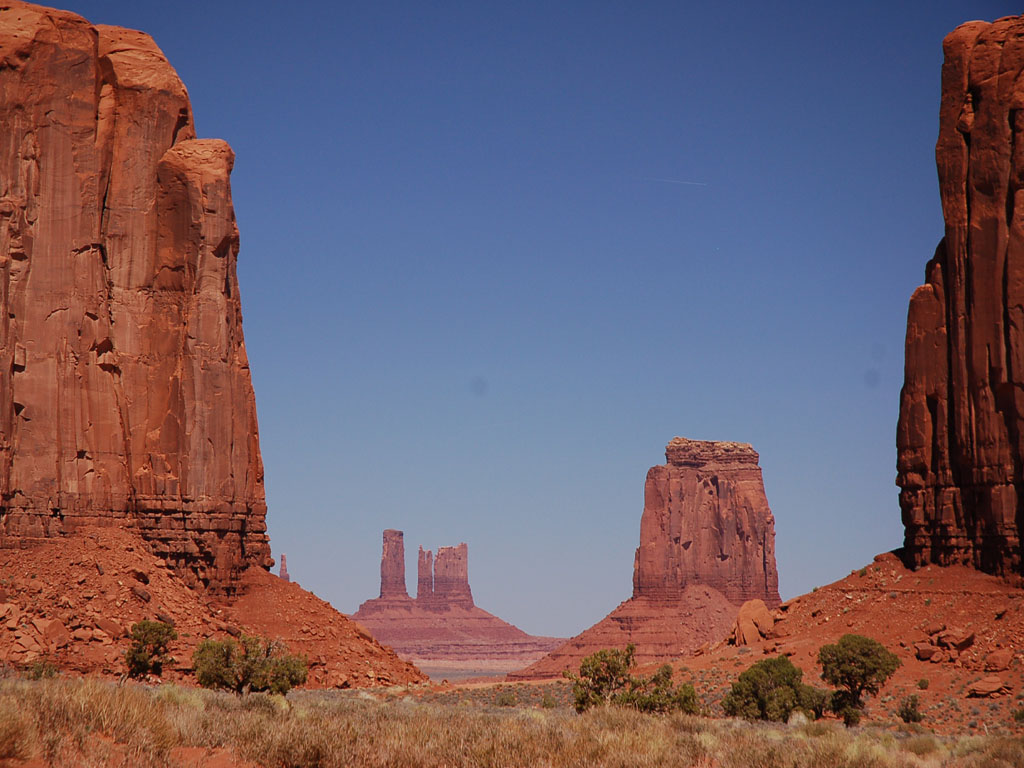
[
  {"left": 818, "top": 634, "right": 900, "bottom": 726},
  {"left": 192, "top": 634, "right": 307, "bottom": 695},
  {"left": 124, "top": 620, "right": 176, "bottom": 679},
  {"left": 917, "top": 678, "right": 929, "bottom": 690},
  {"left": 722, "top": 655, "right": 823, "bottom": 722},
  {"left": 1013, "top": 707, "right": 1024, "bottom": 723},
  {"left": 564, "top": 645, "right": 697, "bottom": 714},
  {"left": 798, "top": 684, "right": 831, "bottom": 720},
  {"left": 616, "top": 664, "right": 699, "bottom": 714},
  {"left": 897, "top": 694, "right": 924, "bottom": 723}
]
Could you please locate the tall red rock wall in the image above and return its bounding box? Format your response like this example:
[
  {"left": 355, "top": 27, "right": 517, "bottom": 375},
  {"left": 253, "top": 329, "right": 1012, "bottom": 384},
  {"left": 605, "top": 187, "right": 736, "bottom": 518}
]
[
  {"left": 634, "top": 438, "right": 780, "bottom": 605},
  {"left": 0, "top": 1, "right": 270, "bottom": 592},
  {"left": 898, "top": 16, "right": 1024, "bottom": 576}
]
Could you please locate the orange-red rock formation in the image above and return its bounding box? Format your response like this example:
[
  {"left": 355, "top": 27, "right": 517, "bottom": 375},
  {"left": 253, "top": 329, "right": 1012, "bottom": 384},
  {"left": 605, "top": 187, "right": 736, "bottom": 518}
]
[
  {"left": 511, "top": 437, "right": 780, "bottom": 679},
  {"left": 898, "top": 16, "right": 1024, "bottom": 577},
  {"left": 279, "top": 553, "right": 290, "bottom": 583},
  {"left": 354, "top": 532, "right": 563, "bottom": 679},
  {"left": 635, "top": 438, "right": 780, "bottom": 605},
  {"left": 0, "top": 1, "right": 269, "bottom": 593}
]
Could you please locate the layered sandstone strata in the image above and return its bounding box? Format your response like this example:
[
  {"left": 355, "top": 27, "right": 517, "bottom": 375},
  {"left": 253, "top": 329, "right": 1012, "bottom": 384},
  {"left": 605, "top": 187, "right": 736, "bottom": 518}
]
[
  {"left": 0, "top": 1, "right": 270, "bottom": 591},
  {"left": 354, "top": 532, "right": 563, "bottom": 679},
  {"left": 512, "top": 437, "right": 780, "bottom": 678},
  {"left": 897, "top": 16, "right": 1024, "bottom": 576}
]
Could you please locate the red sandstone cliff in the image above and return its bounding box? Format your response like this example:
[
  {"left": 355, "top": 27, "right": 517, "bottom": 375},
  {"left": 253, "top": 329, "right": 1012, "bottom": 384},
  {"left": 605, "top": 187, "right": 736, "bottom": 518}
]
[
  {"left": 511, "top": 437, "right": 779, "bottom": 679},
  {"left": 354, "top": 531, "right": 563, "bottom": 679},
  {"left": 897, "top": 16, "right": 1024, "bottom": 576},
  {"left": 0, "top": 1, "right": 269, "bottom": 592},
  {"left": 0, "top": 1, "right": 426, "bottom": 688}
]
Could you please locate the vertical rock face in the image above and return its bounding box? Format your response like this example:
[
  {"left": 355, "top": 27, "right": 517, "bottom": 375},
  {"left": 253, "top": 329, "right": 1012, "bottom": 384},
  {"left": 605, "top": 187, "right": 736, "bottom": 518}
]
[
  {"left": 379, "top": 529, "right": 408, "bottom": 599},
  {"left": 417, "top": 546, "right": 433, "bottom": 600},
  {"left": 512, "top": 437, "right": 780, "bottom": 679},
  {"left": 897, "top": 16, "right": 1024, "bottom": 576},
  {"left": 432, "top": 543, "right": 473, "bottom": 608},
  {"left": 0, "top": 1, "right": 270, "bottom": 591},
  {"left": 634, "top": 438, "right": 781, "bottom": 605}
]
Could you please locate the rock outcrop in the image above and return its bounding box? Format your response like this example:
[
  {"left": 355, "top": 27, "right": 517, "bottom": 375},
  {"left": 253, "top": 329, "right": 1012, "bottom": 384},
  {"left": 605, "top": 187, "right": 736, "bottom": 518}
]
[
  {"left": 898, "top": 16, "right": 1024, "bottom": 577},
  {"left": 635, "top": 438, "right": 780, "bottom": 604},
  {"left": 354, "top": 532, "right": 564, "bottom": 680},
  {"left": 512, "top": 437, "right": 780, "bottom": 678},
  {"left": 379, "top": 529, "right": 408, "bottom": 599},
  {"left": 0, "top": 1, "right": 270, "bottom": 592},
  {"left": 279, "top": 554, "right": 290, "bottom": 582}
]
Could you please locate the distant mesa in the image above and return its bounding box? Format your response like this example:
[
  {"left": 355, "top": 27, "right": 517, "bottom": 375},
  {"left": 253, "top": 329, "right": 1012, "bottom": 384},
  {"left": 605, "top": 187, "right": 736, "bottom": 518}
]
[
  {"left": 897, "top": 16, "right": 1024, "bottom": 579},
  {"left": 353, "top": 530, "right": 564, "bottom": 680},
  {"left": 510, "top": 437, "right": 780, "bottom": 679}
]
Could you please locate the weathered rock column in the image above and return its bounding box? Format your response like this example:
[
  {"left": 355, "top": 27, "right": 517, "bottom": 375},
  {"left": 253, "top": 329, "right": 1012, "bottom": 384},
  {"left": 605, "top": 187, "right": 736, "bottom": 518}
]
[
  {"left": 897, "top": 16, "right": 1024, "bottom": 577},
  {"left": 632, "top": 438, "right": 780, "bottom": 606},
  {"left": 433, "top": 543, "right": 474, "bottom": 608},
  {"left": 379, "top": 529, "right": 408, "bottom": 599},
  {"left": 417, "top": 546, "right": 433, "bottom": 600}
]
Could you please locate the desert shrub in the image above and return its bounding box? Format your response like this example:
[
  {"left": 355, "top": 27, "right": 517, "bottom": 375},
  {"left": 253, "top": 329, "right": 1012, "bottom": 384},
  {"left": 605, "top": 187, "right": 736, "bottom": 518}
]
[
  {"left": 616, "top": 664, "right": 699, "bottom": 714},
  {"left": 540, "top": 693, "right": 557, "bottom": 709},
  {"left": 494, "top": 688, "right": 517, "bottom": 707},
  {"left": 721, "top": 655, "right": 820, "bottom": 722},
  {"left": 125, "top": 620, "right": 176, "bottom": 679},
  {"left": 564, "top": 645, "right": 697, "bottom": 714},
  {"left": 23, "top": 660, "right": 57, "bottom": 680},
  {"left": 896, "top": 694, "right": 924, "bottom": 723},
  {"left": 818, "top": 634, "right": 900, "bottom": 725},
  {"left": 902, "top": 734, "right": 938, "bottom": 756},
  {"left": 917, "top": 678, "right": 929, "bottom": 690},
  {"left": 192, "top": 634, "right": 307, "bottom": 695},
  {"left": 1013, "top": 707, "right": 1024, "bottom": 723}
]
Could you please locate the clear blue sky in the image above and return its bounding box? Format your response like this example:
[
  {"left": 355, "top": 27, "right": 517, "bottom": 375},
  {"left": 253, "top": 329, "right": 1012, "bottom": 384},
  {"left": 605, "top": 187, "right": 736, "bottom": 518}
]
[{"left": 58, "top": 1, "right": 1019, "bottom": 638}]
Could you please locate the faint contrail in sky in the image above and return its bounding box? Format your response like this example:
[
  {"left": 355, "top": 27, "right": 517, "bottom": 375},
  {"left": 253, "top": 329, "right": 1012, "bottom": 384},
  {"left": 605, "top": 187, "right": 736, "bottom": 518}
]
[{"left": 643, "top": 177, "right": 708, "bottom": 186}]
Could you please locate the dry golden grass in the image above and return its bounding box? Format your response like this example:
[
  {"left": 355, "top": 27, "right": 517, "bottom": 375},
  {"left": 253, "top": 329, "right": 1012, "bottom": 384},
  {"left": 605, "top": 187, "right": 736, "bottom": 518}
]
[{"left": 0, "top": 675, "right": 1021, "bottom": 767}]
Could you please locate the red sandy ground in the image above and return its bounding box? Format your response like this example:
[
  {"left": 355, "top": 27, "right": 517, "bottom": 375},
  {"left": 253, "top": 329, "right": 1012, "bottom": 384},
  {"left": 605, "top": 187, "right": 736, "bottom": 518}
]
[
  {"left": 670, "top": 552, "right": 1024, "bottom": 733},
  {"left": 0, "top": 526, "right": 425, "bottom": 688}
]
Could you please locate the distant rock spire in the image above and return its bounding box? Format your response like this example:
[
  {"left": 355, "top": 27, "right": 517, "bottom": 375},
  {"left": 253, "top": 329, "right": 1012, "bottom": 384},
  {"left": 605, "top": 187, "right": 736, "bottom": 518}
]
[
  {"left": 279, "top": 553, "right": 290, "bottom": 582},
  {"left": 379, "top": 529, "right": 409, "bottom": 599}
]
